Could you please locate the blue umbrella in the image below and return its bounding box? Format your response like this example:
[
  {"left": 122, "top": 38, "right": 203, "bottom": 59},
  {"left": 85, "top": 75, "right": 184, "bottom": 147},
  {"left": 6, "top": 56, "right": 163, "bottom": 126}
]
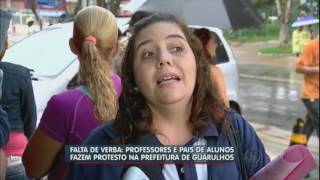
[{"left": 291, "top": 16, "right": 319, "bottom": 27}]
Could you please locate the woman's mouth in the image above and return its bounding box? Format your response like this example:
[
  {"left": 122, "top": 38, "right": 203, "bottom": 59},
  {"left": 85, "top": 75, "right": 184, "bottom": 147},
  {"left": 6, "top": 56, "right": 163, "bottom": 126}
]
[{"left": 157, "top": 73, "right": 181, "bottom": 85}]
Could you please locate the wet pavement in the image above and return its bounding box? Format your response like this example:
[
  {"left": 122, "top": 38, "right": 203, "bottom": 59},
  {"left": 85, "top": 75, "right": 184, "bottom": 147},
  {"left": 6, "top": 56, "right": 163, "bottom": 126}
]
[
  {"left": 239, "top": 78, "right": 304, "bottom": 130},
  {"left": 231, "top": 40, "right": 307, "bottom": 131},
  {"left": 232, "top": 40, "right": 303, "bottom": 84},
  {"left": 232, "top": 41, "right": 319, "bottom": 179}
]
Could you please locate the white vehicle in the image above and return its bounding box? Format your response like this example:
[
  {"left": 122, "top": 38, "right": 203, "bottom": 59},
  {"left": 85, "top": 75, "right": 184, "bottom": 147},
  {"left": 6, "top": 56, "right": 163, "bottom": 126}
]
[{"left": 3, "top": 20, "right": 240, "bottom": 125}]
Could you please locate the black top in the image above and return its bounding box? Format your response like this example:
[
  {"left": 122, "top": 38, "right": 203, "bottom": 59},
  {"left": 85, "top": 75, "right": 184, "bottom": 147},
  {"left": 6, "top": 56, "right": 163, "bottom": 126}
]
[
  {"left": 0, "top": 68, "right": 10, "bottom": 147},
  {"left": 0, "top": 62, "right": 36, "bottom": 138}
]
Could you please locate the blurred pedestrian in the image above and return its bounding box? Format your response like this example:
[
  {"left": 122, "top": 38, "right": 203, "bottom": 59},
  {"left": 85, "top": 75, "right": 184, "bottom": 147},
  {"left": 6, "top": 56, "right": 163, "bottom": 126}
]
[
  {"left": 295, "top": 36, "right": 319, "bottom": 141},
  {"left": 114, "top": 11, "right": 153, "bottom": 75},
  {"left": 292, "top": 26, "right": 303, "bottom": 57},
  {"left": 194, "top": 28, "right": 229, "bottom": 107},
  {"left": 0, "top": 69, "right": 9, "bottom": 148},
  {"left": 0, "top": 10, "right": 10, "bottom": 180},
  {"left": 112, "top": 28, "right": 124, "bottom": 75},
  {"left": 0, "top": 8, "right": 36, "bottom": 180},
  {"left": 292, "top": 11, "right": 314, "bottom": 57},
  {"left": 22, "top": 6, "right": 121, "bottom": 180},
  {"left": 300, "top": 26, "right": 312, "bottom": 49},
  {"left": 1, "top": 69, "right": 9, "bottom": 180},
  {"left": 67, "top": 13, "right": 269, "bottom": 180},
  {"left": 128, "top": 11, "right": 153, "bottom": 32},
  {"left": 25, "top": 17, "right": 34, "bottom": 35}
]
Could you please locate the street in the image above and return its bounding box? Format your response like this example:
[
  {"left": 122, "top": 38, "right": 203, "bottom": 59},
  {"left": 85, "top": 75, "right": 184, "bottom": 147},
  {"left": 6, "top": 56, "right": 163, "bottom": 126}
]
[
  {"left": 239, "top": 77, "right": 304, "bottom": 131},
  {"left": 232, "top": 40, "right": 307, "bottom": 131},
  {"left": 233, "top": 42, "right": 319, "bottom": 179}
]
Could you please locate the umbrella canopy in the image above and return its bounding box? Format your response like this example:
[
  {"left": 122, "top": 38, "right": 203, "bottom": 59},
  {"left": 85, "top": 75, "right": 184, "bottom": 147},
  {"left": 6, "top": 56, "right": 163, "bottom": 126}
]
[
  {"left": 291, "top": 16, "right": 319, "bottom": 27},
  {"left": 137, "top": 0, "right": 262, "bottom": 30}
]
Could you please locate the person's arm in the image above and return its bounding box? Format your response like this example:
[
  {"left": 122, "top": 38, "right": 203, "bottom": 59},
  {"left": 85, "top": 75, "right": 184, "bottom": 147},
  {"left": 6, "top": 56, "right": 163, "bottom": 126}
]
[
  {"left": 22, "top": 95, "right": 69, "bottom": 178},
  {"left": 296, "top": 41, "right": 319, "bottom": 75},
  {"left": 0, "top": 149, "right": 7, "bottom": 180},
  {"left": 22, "top": 129, "right": 63, "bottom": 178},
  {"left": 20, "top": 70, "right": 37, "bottom": 139},
  {"left": 296, "top": 65, "right": 319, "bottom": 74},
  {"left": 210, "top": 66, "right": 230, "bottom": 107},
  {"left": 0, "top": 106, "right": 9, "bottom": 147}
]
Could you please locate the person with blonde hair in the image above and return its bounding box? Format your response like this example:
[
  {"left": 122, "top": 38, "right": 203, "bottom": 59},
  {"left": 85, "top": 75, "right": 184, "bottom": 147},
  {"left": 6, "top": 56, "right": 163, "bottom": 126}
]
[{"left": 22, "top": 6, "right": 121, "bottom": 180}]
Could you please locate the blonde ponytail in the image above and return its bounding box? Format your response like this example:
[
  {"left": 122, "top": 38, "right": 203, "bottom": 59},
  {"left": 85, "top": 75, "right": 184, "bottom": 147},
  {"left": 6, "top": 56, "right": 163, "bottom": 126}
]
[
  {"left": 73, "top": 6, "right": 118, "bottom": 121},
  {"left": 80, "top": 40, "right": 117, "bottom": 121}
]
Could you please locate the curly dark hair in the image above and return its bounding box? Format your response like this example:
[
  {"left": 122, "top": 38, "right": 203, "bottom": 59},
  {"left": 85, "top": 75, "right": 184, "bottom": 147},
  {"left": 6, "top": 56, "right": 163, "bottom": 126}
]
[{"left": 113, "top": 13, "right": 225, "bottom": 144}]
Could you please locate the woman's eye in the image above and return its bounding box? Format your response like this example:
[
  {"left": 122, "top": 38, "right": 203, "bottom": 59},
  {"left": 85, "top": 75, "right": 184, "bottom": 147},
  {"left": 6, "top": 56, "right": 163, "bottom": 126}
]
[
  {"left": 142, "top": 51, "right": 154, "bottom": 58},
  {"left": 170, "top": 47, "right": 183, "bottom": 53}
]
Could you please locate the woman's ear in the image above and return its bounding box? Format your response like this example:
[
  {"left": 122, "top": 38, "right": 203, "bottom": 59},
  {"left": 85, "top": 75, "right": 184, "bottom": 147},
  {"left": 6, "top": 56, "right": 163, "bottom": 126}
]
[
  {"left": 111, "top": 41, "right": 120, "bottom": 58},
  {"left": 69, "top": 38, "right": 78, "bottom": 55}
]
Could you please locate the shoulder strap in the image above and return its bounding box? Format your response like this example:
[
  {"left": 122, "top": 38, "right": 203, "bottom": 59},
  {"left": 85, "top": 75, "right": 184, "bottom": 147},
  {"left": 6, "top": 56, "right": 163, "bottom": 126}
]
[
  {"left": 122, "top": 134, "right": 164, "bottom": 180},
  {"left": 226, "top": 110, "right": 248, "bottom": 180},
  {"left": 77, "top": 86, "right": 93, "bottom": 99}
]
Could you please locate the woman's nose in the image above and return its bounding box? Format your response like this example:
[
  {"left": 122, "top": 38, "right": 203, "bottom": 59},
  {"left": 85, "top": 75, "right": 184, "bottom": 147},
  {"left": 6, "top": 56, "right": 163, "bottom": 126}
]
[{"left": 157, "top": 50, "right": 172, "bottom": 68}]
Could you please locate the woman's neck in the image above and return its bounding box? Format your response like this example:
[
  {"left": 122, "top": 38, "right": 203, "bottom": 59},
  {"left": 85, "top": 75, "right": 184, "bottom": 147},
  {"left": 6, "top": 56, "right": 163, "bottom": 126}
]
[{"left": 149, "top": 102, "right": 193, "bottom": 145}]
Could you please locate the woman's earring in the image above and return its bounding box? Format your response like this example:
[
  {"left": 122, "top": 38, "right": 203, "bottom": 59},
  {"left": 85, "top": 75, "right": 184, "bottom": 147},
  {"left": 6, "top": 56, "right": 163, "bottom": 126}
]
[{"left": 134, "top": 86, "right": 139, "bottom": 92}]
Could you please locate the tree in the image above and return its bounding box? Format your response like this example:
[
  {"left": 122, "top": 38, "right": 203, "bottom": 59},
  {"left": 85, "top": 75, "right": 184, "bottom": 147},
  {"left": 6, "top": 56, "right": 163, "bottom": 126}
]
[
  {"left": 250, "top": 0, "right": 274, "bottom": 19},
  {"left": 28, "top": 0, "right": 43, "bottom": 30},
  {"left": 275, "top": 0, "right": 293, "bottom": 47}
]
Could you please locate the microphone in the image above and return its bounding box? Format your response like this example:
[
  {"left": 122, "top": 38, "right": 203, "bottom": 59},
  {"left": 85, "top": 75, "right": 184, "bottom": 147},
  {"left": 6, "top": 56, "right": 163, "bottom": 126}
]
[
  {"left": 122, "top": 166, "right": 150, "bottom": 180},
  {"left": 122, "top": 134, "right": 163, "bottom": 180}
]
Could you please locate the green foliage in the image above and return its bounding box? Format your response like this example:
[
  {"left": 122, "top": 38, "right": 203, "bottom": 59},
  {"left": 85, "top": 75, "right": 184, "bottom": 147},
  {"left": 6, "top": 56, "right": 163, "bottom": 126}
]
[
  {"left": 257, "top": 45, "right": 292, "bottom": 54},
  {"left": 224, "top": 20, "right": 280, "bottom": 42},
  {"left": 227, "top": 0, "right": 319, "bottom": 43},
  {"left": 250, "top": 0, "right": 273, "bottom": 9}
]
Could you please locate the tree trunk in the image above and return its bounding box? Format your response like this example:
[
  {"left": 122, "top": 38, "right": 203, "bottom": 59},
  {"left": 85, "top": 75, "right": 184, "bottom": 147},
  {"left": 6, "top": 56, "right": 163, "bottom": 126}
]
[
  {"left": 29, "top": 0, "right": 43, "bottom": 30},
  {"left": 279, "top": 23, "right": 290, "bottom": 47},
  {"left": 275, "top": 0, "right": 293, "bottom": 46}
]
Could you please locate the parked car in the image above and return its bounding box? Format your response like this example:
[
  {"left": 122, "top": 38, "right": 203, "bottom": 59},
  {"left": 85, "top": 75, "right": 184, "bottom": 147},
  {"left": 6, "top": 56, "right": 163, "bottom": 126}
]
[{"left": 3, "top": 20, "right": 240, "bottom": 125}]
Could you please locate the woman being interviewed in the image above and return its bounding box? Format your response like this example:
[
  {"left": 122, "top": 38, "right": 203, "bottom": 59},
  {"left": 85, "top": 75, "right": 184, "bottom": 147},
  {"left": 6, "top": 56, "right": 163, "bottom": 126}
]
[
  {"left": 22, "top": 6, "right": 121, "bottom": 180},
  {"left": 68, "top": 13, "right": 269, "bottom": 180}
]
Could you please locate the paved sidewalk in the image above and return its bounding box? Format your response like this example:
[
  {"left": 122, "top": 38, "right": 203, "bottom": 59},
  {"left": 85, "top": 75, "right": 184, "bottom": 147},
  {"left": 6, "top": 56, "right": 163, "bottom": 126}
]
[
  {"left": 251, "top": 122, "right": 319, "bottom": 179},
  {"left": 232, "top": 41, "right": 319, "bottom": 179},
  {"left": 231, "top": 41, "right": 303, "bottom": 84}
]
